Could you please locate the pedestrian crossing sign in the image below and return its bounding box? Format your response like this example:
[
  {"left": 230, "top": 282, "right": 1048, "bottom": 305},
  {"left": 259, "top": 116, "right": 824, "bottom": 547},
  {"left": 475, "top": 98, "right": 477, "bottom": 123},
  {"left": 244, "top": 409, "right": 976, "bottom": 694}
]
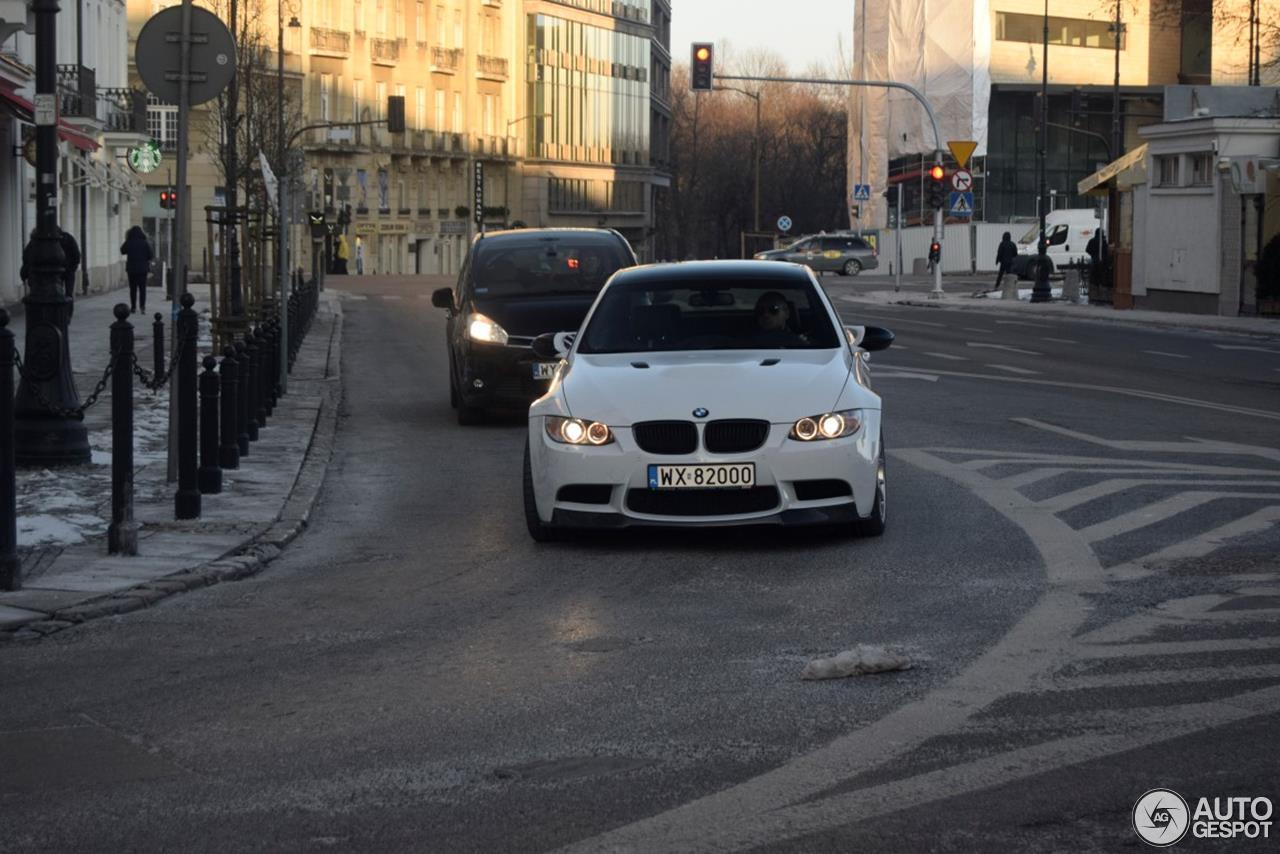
[{"left": 948, "top": 191, "right": 974, "bottom": 217}]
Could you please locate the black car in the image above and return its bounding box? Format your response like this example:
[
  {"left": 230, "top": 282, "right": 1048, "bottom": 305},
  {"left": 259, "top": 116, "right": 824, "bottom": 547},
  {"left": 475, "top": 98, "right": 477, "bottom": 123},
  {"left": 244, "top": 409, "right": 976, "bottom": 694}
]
[{"left": 432, "top": 228, "right": 637, "bottom": 424}]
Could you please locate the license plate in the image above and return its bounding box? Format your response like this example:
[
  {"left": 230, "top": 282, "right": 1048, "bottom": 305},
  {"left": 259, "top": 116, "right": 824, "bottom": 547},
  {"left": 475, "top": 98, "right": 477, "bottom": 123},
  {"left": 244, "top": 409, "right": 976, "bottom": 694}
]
[
  {"left": 647, "top": 463, "right": 755, "bottom": 490},
  {"left": 531, "top": 362, "right": 556, "bottom": 380}
]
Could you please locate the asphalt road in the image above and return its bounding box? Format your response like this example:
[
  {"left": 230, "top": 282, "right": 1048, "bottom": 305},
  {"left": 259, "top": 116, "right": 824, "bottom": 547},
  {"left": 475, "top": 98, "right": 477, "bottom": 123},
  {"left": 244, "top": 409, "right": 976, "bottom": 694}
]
[{"left": 2, "top": 273, "right": 1278, "bottom": 853}]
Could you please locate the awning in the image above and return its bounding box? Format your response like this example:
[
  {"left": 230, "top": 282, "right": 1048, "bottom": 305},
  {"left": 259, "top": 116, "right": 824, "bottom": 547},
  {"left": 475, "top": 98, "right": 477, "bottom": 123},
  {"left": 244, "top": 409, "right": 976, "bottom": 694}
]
[
  {"left": 1078, "top": 143, "right": 1148, "bottom": 196},
  {"left": 0, "top": 85, "right": 101, "bottom": 152}
]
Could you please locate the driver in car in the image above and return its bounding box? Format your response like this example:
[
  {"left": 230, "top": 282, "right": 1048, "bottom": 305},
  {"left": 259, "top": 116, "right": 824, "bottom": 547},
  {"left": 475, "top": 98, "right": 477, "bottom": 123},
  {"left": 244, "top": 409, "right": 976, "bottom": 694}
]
[{"left": 753, "top": 291, "right": 805, "bottom": 346}]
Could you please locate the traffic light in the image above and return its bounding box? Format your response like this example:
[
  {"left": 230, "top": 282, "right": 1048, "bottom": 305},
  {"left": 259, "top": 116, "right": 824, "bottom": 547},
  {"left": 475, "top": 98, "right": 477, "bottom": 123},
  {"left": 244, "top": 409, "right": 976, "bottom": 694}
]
[
  {"left": 159, "top": 189, "right": 176, "bottom": 210},
  {"left": 387, "top": 95, "right": 406, "bottom": 134},
  {"left": 691, "top": 43, "right": 714, "bottom": 91},
  {"left": 927, "top": 163, "right": 947, "bottom": 210},
  {"left": 928, "top": 240, "right": 941, "bottom": 264}
]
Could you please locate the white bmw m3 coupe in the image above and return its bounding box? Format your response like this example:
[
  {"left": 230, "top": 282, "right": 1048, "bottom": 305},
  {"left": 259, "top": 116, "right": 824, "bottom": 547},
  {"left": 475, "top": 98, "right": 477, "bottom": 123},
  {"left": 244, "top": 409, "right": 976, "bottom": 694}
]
[{"left": 522, "top": 260, "right": 894, "bottom": 541}]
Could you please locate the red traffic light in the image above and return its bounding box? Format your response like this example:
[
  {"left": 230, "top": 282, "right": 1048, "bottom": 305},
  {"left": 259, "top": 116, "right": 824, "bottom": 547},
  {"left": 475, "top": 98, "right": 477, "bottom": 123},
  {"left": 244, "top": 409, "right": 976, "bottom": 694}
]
[{"left": 929, "top": 164, "right": 945, "bottom": 181}]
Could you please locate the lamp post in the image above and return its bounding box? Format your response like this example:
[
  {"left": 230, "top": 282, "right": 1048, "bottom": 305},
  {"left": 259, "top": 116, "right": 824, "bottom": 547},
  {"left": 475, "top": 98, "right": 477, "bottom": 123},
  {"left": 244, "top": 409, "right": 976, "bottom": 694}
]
[
  {"left": 502, "top": 112, "right": 550, "bottom": 228},
  {"left": 277, "top": 4, "right": 300, "bottom": 393},
  {"left": 14, "top": 0, "right": 91, "bottom": 466},
  {"left": 1032, "top": 0, "right": 1053, "bottom": 303},
  {"left": 715, "top": 85, "right": 762, "bottom": 234}
]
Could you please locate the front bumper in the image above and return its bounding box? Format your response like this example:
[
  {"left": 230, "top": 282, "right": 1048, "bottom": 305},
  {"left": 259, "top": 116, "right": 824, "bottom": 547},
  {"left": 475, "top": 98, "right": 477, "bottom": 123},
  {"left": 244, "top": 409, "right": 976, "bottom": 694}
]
[
  {"left": 527, "top": 412, "right": 883, "bottom": 529},
  {"left": 459, "top": 342, "right": 556, "bottom": 410}
]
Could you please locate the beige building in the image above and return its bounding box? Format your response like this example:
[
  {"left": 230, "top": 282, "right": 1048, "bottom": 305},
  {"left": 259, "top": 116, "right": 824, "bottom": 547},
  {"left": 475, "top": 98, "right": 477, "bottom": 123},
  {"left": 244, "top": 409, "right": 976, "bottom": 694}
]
[
  {"left": 125, "top": 0, "right": 670, "bottom": 281},
  {"left": 853, "top": 0, "right": 1279, "bottom": 227}
]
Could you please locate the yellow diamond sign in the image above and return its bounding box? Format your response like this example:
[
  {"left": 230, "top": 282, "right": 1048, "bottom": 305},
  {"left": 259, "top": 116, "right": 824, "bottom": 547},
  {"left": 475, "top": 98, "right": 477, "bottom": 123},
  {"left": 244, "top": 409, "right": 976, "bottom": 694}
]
[{"left": 947, "top": 140, "right": 978, "bottom": 169}]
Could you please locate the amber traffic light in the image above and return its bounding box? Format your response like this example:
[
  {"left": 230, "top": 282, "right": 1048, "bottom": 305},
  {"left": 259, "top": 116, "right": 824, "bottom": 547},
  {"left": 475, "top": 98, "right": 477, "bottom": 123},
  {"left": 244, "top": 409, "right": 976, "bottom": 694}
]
[
  {"left": 927, "top": 164, "right": 947, "bottom": 209},
  {"left": 691, "top": 43, "right": 714, "bottom": 91}
]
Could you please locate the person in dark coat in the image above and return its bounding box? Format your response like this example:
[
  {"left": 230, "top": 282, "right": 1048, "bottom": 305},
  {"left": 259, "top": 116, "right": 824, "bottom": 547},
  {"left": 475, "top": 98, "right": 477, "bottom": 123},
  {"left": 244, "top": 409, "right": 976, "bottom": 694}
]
[
  {"left": 120, "top": 225, "right": 154, "bottom": 313},
  {"left": 1085, "top": 230, "right": 1106, "bottom": 286},
  {"left": 994, "top": 231, "right": 1018, "bottom": 290}
]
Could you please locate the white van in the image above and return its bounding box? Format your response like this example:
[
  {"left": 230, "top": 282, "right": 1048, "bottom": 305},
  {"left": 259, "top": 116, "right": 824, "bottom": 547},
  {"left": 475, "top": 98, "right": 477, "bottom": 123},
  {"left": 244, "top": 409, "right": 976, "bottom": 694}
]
[{"left": 1013, "top": 209, "right": 1106, "bottom": 279}]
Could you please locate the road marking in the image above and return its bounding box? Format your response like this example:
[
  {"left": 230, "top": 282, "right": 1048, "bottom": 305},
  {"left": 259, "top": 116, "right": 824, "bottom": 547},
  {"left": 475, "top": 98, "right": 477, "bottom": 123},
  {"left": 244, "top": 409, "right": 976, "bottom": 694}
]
[
  {"left": 1077, "top": 491, "right": 1280, "bottom": 542},
  {"left": 381, "top": 295, "right": 403, "bottom": 300},
  {"left": 966, "top": 342, "right": 1042, "bottom": 356},
  {"left": 1143, "top": 350, "right": 1188, "bottom": 359},
  {"left": 1042, "top": 478, "right": 1280, "bottom": 512},
  {"left": 1012, "top": 417, "right": 1280, "bottom": 461},
  {"left": 836, "top": 304, "right": 946, "bottom": 327},
  {"left": 923, "top": 351, "right": 968, "bottom": 361},
  {"left": 1215, "top": 344, "right": 1280, "bottom": 354},
  {"left": 1044, "top": 337, "right": 1078, "bottom": 344},
  {"left": 873, "top": 371, "right": 939, "bottom": 382},
  {"left": 892, "top": 344, "right": 909, "bottom": 350},
  {"left": 994, "top": 319, "right": 1052, "bottom": 328},
  {"left": 986, "top": 363, "right": 1041, "bottom": 375},
  {"left": 1050, "top": 664, "right": 1280, "bottom": 691},
  {"left": 1080, "top": 637, "right": 1280, "bottom": 659},
  {"left": 963, "top": 327, "right": 993, "bottom": 334}
]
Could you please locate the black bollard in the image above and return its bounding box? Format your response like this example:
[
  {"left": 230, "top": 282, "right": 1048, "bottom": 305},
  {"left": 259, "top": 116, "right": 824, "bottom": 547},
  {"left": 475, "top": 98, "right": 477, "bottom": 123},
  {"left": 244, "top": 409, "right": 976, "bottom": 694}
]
[
  {"left": 153, "top": 312, "right": 165, "bottom": 382},
  {"left": 288, "top": 289, "right": 299, "bottom": 370},
  {"left": 252, "top": 326, "right": 268, "bottom": 430},
  {"left": 174, "top": 293, "right": 201, "bottom": 519},
  {"left": 234, "top": 340, "right": 253, "bottom": 451},
  {"left": 219, "top": 345, "right": 240, "bottom": 470},
  {"left": 198, "top": 354, "right": 221, "bottom": 495},
  {"left": 270, "top": 317, "right": 282, "bottom": 405},
  {"left": 107, "top": 304, "right": 137, "bottom": 555},
  {"left": 0, "top": 310, "right": 19, "bottom": 589},
  {"left": 262, "top": 319, "right": 277, "bottom": 416},
  {"left": 242, "top": 332, "right": 260, "bottom": 441}
]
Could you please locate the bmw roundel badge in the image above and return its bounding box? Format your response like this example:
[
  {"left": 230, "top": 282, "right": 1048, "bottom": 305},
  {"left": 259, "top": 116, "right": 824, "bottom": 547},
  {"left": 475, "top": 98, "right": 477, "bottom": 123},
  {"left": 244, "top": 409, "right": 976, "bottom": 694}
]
[{"left": 692, "top": 408, "right": 709, "bottom": 418}]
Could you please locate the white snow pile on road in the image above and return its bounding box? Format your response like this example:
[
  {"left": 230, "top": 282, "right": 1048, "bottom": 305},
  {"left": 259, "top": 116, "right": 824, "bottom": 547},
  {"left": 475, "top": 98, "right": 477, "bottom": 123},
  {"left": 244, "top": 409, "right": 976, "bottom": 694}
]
[{"left": 801, "top": 645, "right": 912, "bottom": 680}]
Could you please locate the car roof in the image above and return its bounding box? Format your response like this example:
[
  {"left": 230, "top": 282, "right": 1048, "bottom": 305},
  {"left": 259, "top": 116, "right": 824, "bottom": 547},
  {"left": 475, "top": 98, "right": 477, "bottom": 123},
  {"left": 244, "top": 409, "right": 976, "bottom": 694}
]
[
  {"left": 611, "top": 259, "right": 815, "bottom": 285},
  {"left": 472, "top": 227, "right": 628, "bottom": 246}
]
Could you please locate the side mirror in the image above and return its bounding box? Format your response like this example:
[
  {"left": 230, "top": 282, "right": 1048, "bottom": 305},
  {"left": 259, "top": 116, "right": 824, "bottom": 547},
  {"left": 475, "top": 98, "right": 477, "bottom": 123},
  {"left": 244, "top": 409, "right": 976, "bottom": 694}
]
[
  {"left": 860, "top": 325, "right": 895, "bottom": 352},
  {"left": 431, "top": 287, "right": 454, "bottom": 310},
  {"left": 531, "top": 332, "right": 564, "bottom": 360}
]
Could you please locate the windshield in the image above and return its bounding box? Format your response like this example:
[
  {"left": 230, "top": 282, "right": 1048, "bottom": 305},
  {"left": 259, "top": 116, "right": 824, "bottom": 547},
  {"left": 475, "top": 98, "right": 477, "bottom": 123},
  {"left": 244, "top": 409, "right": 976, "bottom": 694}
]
[
  {"left": 577, "top": 276, "right": 841, "bottom": 354},
  {"left": 1017, "top": 224, "right": 1040, "bottom": 245},
  {"left": 472, "top": 236, "right": 631, "bottom": 297}
]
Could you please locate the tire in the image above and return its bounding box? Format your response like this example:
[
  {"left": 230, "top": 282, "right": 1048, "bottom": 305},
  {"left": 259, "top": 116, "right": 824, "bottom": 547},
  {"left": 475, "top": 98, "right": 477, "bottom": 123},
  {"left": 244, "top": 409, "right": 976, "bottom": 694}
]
[
  {"left": 843, "top": 259, "right": 862, "bottom": 276},
  {"left": 853, "top": 437, "right": 886, "bottom": 537},
  {"left": 523, "top": 439, "right": 560, "bottom": 542}
]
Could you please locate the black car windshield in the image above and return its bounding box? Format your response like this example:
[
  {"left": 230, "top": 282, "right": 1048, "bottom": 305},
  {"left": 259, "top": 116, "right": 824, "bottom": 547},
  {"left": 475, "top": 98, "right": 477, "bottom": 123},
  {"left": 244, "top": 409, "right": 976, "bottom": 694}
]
[
  {"left": 577, "top": 276, "right": 841, "bottom": 353},
  {"left": 471, "top": 235, "right": 631, "bottom": 297}
]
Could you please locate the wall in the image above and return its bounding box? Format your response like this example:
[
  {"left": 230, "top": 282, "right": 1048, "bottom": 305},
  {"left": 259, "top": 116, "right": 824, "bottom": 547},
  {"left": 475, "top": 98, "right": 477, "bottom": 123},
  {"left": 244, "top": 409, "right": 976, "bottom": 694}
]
[
  {"left": 877, "top": 221, "right": 1014, "bottom": 274},
  {"left": 987, "top": 0, "right": 1153, "bottom": 87}
]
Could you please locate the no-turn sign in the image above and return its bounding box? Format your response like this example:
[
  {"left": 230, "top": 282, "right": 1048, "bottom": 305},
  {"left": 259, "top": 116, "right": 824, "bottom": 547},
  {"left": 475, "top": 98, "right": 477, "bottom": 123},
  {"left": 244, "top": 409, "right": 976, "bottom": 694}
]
[{"left": 951, "top": 169, "right": 973, "bottom": 193}]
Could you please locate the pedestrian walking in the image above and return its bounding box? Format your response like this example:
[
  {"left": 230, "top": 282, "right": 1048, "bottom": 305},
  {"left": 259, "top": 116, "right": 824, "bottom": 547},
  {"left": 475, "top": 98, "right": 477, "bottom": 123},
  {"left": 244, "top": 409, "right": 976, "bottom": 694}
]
[
  {"left": 994, "top": 231, "right": 1018, "bottom": 291},
  {"left": 334, "top": 233, "right": 350, "bottom": 275},
  {"left": 1085, "top": 229, "right": 1105, "bottom": 288},
  {"left": 120, "top": 225, "right": 154, "bottom": 314}
]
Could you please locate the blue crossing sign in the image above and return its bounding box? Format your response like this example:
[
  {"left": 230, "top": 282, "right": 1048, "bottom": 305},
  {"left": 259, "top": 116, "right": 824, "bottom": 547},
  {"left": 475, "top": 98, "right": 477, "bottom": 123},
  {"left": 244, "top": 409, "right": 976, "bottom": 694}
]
[
  {"left": 776, "top": 215, "right": 793, "bottom": 232},
  {"left": 948, "top": 191, "right": 974, "bottom": 217},
  {"left": 853, "top": 184, "right": 872, "bottom": 202}
]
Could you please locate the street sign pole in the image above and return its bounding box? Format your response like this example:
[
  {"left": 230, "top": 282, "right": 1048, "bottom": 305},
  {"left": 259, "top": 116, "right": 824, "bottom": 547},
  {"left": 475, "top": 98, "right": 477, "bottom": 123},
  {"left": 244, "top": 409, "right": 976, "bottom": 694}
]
[
  {"left": 166, "top": 0, "right": 194, "bottom": 483},
  {"left": 895, "top": 187, "right": 903, "bottom": 293}
]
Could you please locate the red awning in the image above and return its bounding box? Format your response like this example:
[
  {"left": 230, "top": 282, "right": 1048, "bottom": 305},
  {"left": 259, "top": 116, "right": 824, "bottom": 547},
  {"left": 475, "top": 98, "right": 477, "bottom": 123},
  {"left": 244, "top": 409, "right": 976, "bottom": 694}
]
[{"left": 0, "top": 85, "right": 100, "bottom": 152}]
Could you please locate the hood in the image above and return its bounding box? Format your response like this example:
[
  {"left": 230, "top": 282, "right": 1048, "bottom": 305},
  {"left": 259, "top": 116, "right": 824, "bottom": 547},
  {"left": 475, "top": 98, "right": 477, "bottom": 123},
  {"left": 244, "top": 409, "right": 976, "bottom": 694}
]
[
  {"left": 560, "top": 349, "right": 853, "bottom": 425},
  {"left": 473, "top": 293, "right": 597, "bottom": 339}
]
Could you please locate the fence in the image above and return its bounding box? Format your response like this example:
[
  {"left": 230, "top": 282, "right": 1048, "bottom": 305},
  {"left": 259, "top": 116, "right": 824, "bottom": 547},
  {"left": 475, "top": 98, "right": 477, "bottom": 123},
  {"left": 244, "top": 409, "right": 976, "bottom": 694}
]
[
  {"left": 876, "top": 222, "right": 1025, "bottom": 275},
  {"left": 1, "top": 279, "right": 322, "bottom": 591}
]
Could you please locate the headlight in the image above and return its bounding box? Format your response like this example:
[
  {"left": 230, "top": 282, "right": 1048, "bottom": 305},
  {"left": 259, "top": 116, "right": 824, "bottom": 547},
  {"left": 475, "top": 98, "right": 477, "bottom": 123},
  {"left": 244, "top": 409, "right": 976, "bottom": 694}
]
[
  {"left": 545, "top": 416, "right": 614, "bottom": 446},
  {"left": 789, "top": 409, "right": 862, "bottom": 441},
  {"left": 753, "top": 253, "right": 767, "bottom": 260},
  {"left": 467, "top": 313, "right": 508, "bottom": 345}
]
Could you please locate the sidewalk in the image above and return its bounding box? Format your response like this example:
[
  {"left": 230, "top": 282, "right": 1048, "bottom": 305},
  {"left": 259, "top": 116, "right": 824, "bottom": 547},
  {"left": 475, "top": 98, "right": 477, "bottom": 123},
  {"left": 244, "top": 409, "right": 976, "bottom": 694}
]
[
  {"left": 832, "top": 279, "right": 1280, "bottom": 339},
  {"left": 1, "top": 284, "right": 344, "bottom": 640}
]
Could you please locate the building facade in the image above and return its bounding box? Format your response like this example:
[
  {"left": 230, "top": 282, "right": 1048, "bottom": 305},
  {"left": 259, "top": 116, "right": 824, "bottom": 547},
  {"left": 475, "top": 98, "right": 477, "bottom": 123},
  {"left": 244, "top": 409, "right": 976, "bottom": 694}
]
[
  {"left": 852, "top": 0, "right": 1278, "bottom": 229},
  {"left": 1, "top": 0, "right": 146, "bottom": 306}
]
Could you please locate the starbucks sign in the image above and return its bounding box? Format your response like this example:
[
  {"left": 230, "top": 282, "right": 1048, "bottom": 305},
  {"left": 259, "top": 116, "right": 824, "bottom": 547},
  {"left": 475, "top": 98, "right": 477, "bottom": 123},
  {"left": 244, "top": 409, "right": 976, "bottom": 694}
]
[{"left": 127, "top": 140, "right": 163, "bottom": 174}]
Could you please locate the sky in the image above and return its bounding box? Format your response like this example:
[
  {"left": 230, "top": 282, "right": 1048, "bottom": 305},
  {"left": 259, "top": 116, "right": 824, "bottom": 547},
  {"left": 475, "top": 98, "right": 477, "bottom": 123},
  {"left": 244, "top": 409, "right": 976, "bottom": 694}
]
[{"left": 670, "top": 0, "right": 856, "bottom": 75}]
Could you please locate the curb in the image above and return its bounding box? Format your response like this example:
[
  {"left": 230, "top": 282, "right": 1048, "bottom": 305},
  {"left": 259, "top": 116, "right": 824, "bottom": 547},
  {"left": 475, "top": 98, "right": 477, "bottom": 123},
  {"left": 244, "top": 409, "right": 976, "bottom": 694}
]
[{"left": 1, "top": 302, "right": 344, "bottom": 645}]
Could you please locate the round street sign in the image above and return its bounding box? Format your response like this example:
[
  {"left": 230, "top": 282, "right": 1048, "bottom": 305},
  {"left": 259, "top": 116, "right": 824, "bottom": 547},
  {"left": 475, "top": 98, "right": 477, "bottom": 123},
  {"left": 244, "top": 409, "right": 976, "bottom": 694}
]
[
  {"left": 951, "top": 169, "right": 973, "bottom": 193},
  {"left": 777, "top": 215, "right": 793, "bottom": 233},
  {"left": 135, "top": 5, "right": 237, "bottom": 106},
  {"left": 127, "top": 140, "right": 163, "bottom": 174}
]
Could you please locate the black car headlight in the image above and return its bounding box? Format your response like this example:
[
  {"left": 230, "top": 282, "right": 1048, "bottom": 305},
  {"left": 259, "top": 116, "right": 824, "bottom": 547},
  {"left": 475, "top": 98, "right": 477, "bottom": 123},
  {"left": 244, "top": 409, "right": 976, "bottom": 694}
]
[
  {"left": 789, "top": 409, "right": 863, "bottom": 441},
  {"left": 545, "top": 416, "right": 614, "bottom": 446},
  {"left": 467, "top": 313, "right": 509, "bottom": 346}
]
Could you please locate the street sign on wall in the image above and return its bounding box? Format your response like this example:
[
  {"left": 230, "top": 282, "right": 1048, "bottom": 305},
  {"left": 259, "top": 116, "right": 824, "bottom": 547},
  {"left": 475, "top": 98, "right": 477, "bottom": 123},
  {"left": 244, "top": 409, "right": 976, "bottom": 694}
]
[{"left": 473, "top": 162, "right": 484, "bottom": 225}]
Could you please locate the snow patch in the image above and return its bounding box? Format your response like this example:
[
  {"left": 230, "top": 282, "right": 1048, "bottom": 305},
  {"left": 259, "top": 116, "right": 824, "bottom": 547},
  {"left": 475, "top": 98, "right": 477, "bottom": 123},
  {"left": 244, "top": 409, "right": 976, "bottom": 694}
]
[{"left": 800, "top": 645, "right": 912, "bottom": 680}]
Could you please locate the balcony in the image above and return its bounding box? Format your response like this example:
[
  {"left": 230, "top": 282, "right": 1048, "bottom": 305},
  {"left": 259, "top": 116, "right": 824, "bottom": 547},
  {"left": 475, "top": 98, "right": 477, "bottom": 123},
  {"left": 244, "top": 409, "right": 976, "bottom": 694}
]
[
  {"left": 98, "top": 87, "right": 147, "bottom": 139},
  {"left": 56, "top": 63, "right": 97, "bottom": 121},
  {"left": 310, "top": 27, "right": 351, "bottom": 56},
  {"left": 477, "top": 55, "right": 508, "bottom": 81},
  {"left": 431, "top": 46, "right": 462, "bottom": 74},
  {"left": 372, "top": 37, "right": 400, "bottom": 65}
]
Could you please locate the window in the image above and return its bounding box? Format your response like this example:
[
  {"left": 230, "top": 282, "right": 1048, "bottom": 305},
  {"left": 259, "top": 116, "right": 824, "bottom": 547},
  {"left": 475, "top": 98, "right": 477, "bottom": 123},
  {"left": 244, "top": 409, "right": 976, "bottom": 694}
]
[
  {"left": 416, "top": 0, "right": 425, "bottom": 41},
  {"left": 1191, "top": 152, "right": 1214, "bottom": 185},
  {"left": 436, "top": 4, "right": 445, "bottom": 44},
  {"left": 319, "top": 73, "right": 332, "bottom": 122},
  {"left": 435, "top": 89, "right": 446, "bottom": 129},
  {"left": 375, "top": 81, "right": 387, "bottom": 119},
  {"left": 145, "top": 93, "right": 178, "bottom": 150},
  {"left": 353, "top": 79, "right": 364, "bottom": 121},
  {"left": 452, "top": 92, "right": 461, "bottom": 133},
  {"left": 353, "top": 0, "right": 364, "bottom": 31},
  {"left": 395, "top": 0, "right": 405, "bottom": 39},
  {"left": 453, "top": 9, "right": 462, "bottom": 49},
  {"left": 416, "top": 87, "right": 426, "bottom": 131},
  {"left": 996, "top": 12, "right": 1125, "bottom": 49},
  {"left": 1156, "top": 155, "right": 1181, "bottom": 187},
  {"left": 1047, "top": 224, "right": 1069, "bottom": 246},
  {"left": 375, "top": 0, "right": 387, "bottom": 34},
  {"left": 483, "top": 93, "right": 495, "bottom": 136}
]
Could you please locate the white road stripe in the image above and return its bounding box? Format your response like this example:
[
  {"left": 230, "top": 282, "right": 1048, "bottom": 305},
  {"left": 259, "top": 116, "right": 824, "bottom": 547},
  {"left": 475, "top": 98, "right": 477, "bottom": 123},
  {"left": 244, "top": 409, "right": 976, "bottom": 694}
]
[
  {"left": 872, "top": 371, "right": 939, "bottom": 382},
  {"left": 381, "top": 295, "right": 403, "bottom": 300},
  {"left": 1215, "top": 344, "right": 1280, "bottom": 354},
  {"left": 1078, "top": 491, "right": 1280, "bottom": 543},
  {"left": 1143, "top": 350, "right": 1188, "bottom": 359},
  {"left": 994, "top": 319, "right": 1052, "bottom": 328},
  {"left": 923, "top": 351, "right": 968, "bottom": 361},
  {"left": 1051, "top": 664, "right": 1280, "bottom": 691},
  {"left": 963, "top": 327, "right": 993, "bottom": 334},
  {"left": 967, "top": 342, "right": 1042, "bottom": 356},
  {"left": 1043, "top": 478, "right": 1280, "bottom": 513},
  {"left": 1044, "top": 337, "right": 1078, "bottom": 344},
  {"left": 1080, "top": 637, "right": 1280, "bottom": 659},
  {"left": 985, "top": 364, "right": 1040, "bottom": 375}
]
